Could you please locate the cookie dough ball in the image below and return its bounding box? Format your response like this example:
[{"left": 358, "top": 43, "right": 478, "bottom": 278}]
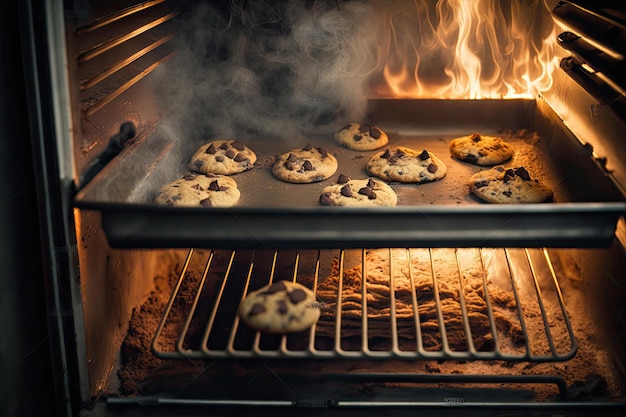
[
  {"left": 335, "top": 123, "right": 389, "bottom": 151},
  {"left": 450, "top": 132, "right": 513, "bottom": 166},
  {"left": 469, "top": 165, "right": 553, "bottom": 203},
  {"left": 189, "top": 139, "right": 256, "bottom": 175},
  {"left": 365, "top": 147, "right": 447, "bottom": 183},
  {"left": 237, "top": 281, "right": 321, "bottom": 333},
  {"left": 319, "top": 174, "right": 397, "bottom": 207},
  {"left": 154, "top": 173, "right": 240, "bottom": 207},
  {"left": 272, "top": 144, "right": 338, "bottom": 183}
]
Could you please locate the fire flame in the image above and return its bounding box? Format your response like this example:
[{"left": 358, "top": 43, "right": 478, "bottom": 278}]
[{"left": 370, "top": 0, "right": 560, "bottom": 99}]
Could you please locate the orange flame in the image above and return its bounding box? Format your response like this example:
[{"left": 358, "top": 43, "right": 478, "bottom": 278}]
[{"left": 369, "top": 0, "right": 560, "bottom": 99}]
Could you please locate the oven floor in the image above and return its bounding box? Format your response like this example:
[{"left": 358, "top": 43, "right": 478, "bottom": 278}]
[{"left": 100, "top": 247, "right": 626, "bottom": 414}]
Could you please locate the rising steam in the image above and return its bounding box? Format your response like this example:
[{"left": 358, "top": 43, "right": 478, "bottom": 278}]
[{"left": 153, "top": 0, "right": 557, "bottom": 149}]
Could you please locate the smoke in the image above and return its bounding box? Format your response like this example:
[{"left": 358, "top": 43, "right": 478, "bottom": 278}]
[{"left": 153, "top": 0, "right": 377, "bottom": 152}]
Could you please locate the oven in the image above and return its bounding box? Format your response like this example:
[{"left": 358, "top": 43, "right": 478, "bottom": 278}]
[{"left": 6, "top": 0, "right": 626, "bottom": 416}]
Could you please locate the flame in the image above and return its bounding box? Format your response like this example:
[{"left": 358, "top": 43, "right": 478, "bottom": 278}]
[{"left": 369, "top": 0, "right": 560, "bottom": 99}]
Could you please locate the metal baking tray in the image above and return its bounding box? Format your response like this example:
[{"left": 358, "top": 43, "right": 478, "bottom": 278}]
[{"left": 74, "top": 98, "right": 626, "bottom": 248}]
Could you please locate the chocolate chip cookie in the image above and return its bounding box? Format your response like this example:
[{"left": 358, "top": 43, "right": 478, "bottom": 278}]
[
  {"left": 319, "top": 174, "right": 397, "bottom": 207},
  {"left": 450, "top": 132, "right": 514, "bottom": 166},
  {"left": 272, "top": 144, "right": 338, "bottom": 183},
  {"left": 334, "top": 123, "right": 389, "bottom": 151},
  {"left": 189, "top": 139, "right": 257, "bottom": 175},
  {"left": 154, "top": 173, "right": 240, "bottom": 207},
  {"left": 365, "top": 147, "right": 447, "bottom": 183},
  {"left": 469, "top": 165, "right": 553, "bottom": 203},
  {"left": 237, "top": 281, "right": 321, "bottom": 333}
]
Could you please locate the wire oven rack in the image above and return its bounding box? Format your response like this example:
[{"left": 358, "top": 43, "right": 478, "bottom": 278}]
[{"left": 151, "top": 247, "right": 577, "bottom": 362}]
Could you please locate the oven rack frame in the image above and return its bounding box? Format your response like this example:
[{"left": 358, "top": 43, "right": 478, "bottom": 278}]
[{"left": 151, "top": 247, "right": 577, "bottom": 362}]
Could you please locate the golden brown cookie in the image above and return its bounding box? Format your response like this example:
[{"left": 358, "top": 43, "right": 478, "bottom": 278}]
[
  {"left": 365, "top": 147, "right": 447, "bottom": 183},
  {"left": 154, "top": 173, "right": 240, "bottom": 207},
  {"left": 334, "top": 123, "right": 389, "bottom": 151},
  {"left": 469, "top": 165, "right": 553, "bottom": 203},
  {"left": 272, "top": 144, "right": 338, "bottom": 183},
  {"left": 189, "top": 139, "right": 256, "bottom": 175},
  {"left": 319, "top": 174, "right": 397, "bottom": 207},
  {"left": 237, "top": 281, "right": 321, "bottom": 333},
  {"left": 450, "top": 132, "right": 513, "bottom": 166}
]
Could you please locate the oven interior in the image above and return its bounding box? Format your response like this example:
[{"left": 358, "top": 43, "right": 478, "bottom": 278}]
[{"left": 41, "top": 0, "right": 626, "bottom": 414}]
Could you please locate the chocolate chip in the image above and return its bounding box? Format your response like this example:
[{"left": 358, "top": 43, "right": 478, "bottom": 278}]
[
  {"left": 288, "top": 289, "right": 307, "bottom": 304},
  {"left": 319, "top": 193, "right": 333, "bottom": 205},
  {"left": 303, "top": 143, "right": 312, "bottom": 151},
  {"left": 503, "top": 190, "right": 513, "bottom": 197},
  {"left": 194, "top": 160, "right": 204, "bottom": 169},
  {"left": 277, "top": 300, "right": 288, "bottom": 315},
  {"left": 358, "top": 124, "right": 370, "bottom": 133},
  {"left": 337, "top": 173, "right": 350, "bottom": 184},
  {"left": 471, "top": 133, "right": 482, "bottom": 142},
  {"left": 225, "top": 149, "right": 235, "bottom": 159},
  {"left": 191, "top": 184, "right": 202, "bottom": 190},
  {"left": 234, "top": 153, "right": 249, "bottom": 162},
  {"left": 263, "top": 281, "right": 287, "bottom": 294},
  {"left": 199, "top": 198, "right": 212, "bottom": 207},
  {"left": 367, "top": 178, "right": 376, "bottom": 188},
  {"left": 427, "top": 163, "right": 438, "bottom": 173},
  {"left": 514, "top": 167, "right": 531, "bottom": 180},
  {"left": 206, "top": 143, "right": 217, "bottom": 154},
  {"left": 317, "top": 147, "right": 328, "bottom": 157},
  {"left": 231, "top": 140, "right": 245, "bottom": 151},
  {"left": 474, "top": 180, "right": 489, "bottom": 188},
  {"left": 287, "top": 153, "right": 298, "bottom": 163},
  {"left": 369, "top": 190, "right": 377, "bottom": 200},
  {"left": 208, "top": 180, "right": 219, "bottom": 191},
  {"left": 369, "top": 127, "right": 381, "bottom": 139},
  {"left": 353, "top": 134, "right": 362, "bottom": 141},
  {"left": 341, "top": 184, "right": 353, "bottom": 197},
  {"left": 505, "top": 169, "right": 516, "bottom": 177},
  {"left": 396, "top": 149, "right": 406, "bottom": 157},
  {"left": 419, "top": 150, "right": 430, "bottom": 160},
  {"left": 249, "top": 303, "right": 266, "bottom": 316},
  {"left": 303, "top": 160, "right": 314, "bottom": 171},
  {"left": 219, "top": 142, "right": 229, "bottom": 150},
  {"left": 382, "top": 149, "right": 392, "bottom": 159},
  {"left": 388, "top": 156, "right": 399, "bottom": 165},
  {"left": 465, "top": 154, "right": 478, "bottom": 163},
  {"left": 358, "top": 186, "right": 371, "bottom": 196},
  {"left": 339, "top": 124, "right": 352, "bottom": 132},
  {"left": 183, "top": 174, "right": 197, "bottom": 181}
]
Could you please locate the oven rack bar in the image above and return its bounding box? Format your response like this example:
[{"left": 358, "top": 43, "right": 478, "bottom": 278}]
[{"left": 152, "top": 247, "right": 577, "bottom": 362}]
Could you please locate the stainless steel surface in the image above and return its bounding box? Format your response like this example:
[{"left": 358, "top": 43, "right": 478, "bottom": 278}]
[{"left": 151, "top": 247, "right": 576, "bottom": 362}]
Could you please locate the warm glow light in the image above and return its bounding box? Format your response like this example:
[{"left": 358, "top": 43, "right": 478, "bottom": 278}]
[{"left": 370, "top": 0, "right": 560, "bottom": 99}]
